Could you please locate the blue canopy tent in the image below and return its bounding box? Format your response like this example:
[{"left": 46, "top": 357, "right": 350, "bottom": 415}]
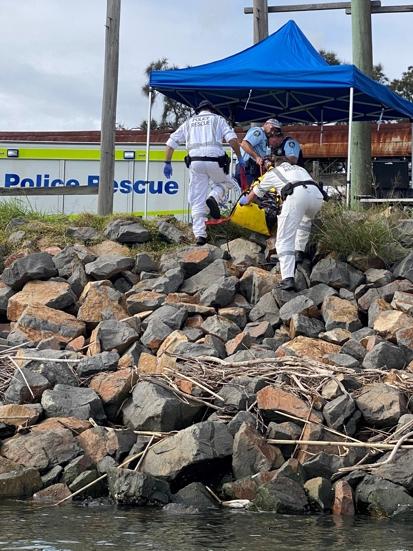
[{"left": 144, "top": 20, "right": 413, "bottom": 212}]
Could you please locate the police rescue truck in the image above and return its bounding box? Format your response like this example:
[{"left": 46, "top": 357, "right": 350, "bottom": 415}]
[{"left": 0, "top": 130, "right": 192, "bottom": 219}]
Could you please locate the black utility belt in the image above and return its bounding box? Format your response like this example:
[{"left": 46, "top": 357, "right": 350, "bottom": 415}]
[
  {"left": 280, "top": 180, "right": 329, "bottom": 202},
  {"left": 184, "top": 154, "right": 230, "bottom": 174}
]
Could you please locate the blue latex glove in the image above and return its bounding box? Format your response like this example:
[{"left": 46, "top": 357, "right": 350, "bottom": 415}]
[
  {"left": 163, "top": 162, "right": 173, "bottom": 179},
  {"left": 238, "top": 158, "right": 246, "bottom": 169},
  {"left": 239, "top": 195, "right": 249, "bottom": 206}
]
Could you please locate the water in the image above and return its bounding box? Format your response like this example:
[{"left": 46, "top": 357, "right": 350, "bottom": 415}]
[{"left": 0, "top": 501, "right": 411, "bottom": 551}]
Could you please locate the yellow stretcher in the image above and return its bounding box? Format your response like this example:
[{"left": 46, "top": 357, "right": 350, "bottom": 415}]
[{"left": 230, "top": 200, "right": 272, "bottom": 236}]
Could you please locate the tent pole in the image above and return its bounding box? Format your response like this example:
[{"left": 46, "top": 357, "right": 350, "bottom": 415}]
[
  {"left": 346, "top": 87, "right": 354, "bottom": 208},
  {"left": 144, "top": 88, "right": 153, "bottom": 219},
  {"left": 411, "top": 122, "right": 413, "bottom": 188}
]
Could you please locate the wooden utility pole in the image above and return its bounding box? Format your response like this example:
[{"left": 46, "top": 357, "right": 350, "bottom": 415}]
[
  {"left": 253, "top": 0, "right": 269, "bottom": 43},
  {"left": 98, "top": 0, "right": 121, "bottom": 216},
  {"left": 350, "top": 0, "right": 373, "bottom": 205}
]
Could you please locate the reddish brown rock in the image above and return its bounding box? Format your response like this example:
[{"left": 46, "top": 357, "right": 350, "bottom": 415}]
[
  {"left": 7, "top": 279, "right": 72, "bottom": 320},
  {"left": 223, "top": 471, "right": 277, "bottom": 500},
  {"left": 185, "top": 314, "right": 204, "bottom": 329},
  {"left": 31, "top": 417, "right": 91, "bottom": 434},
  {"left": 239, "top": 266, "right": 281, "bottom": 304},
  {"left": 90, "top": 369, "right": 138, "bottom": 405},
  {"left": 165, "top": 293, "right": 199, "bottom": 305},
  {"left": 66, "top": 335, "right": 86, "bottom": 352},
  {"left": 138, "top": 352, "right": 160, "bottom": 374},
  {"left": 91, "top": 240, "right": 130, "bottom": 256},
  {"left": 276, "top": 336, "right": 340, "bottom": 363},
  {"left": 257, "top": 386, "right": 322, "bottom": 423},
  {"left": 78, "top": 281, "right": 128, "bottom": 324},
  {"left": 77, "top": 426, "right": 119, "bottom": 464},
  {"left": 373, "top": 310, "right": 413, "bottom": 341},
  {"left": 332, "top": 480, "right": 354, "bottom": 516},
  {"left": 12, "top": 304, "right": 85, "bottom": 344},
  {"left": 225, "top": 332, "right": 251, "bottom": 356},
  {"left": 396, "top": 326, "right": 413, "bottom": 350},
  {"left": 33, "top": 483, "right": 72, "bottom": 503},
  {"left": 0, "top": 404, "right": 41, "bottom": 427}
]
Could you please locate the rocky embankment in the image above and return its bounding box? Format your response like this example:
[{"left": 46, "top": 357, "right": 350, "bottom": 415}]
[{"left": 1, "top": 217, "right": 413, "bottom": 518}]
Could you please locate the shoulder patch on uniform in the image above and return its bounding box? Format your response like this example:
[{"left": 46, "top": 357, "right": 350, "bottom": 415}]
[
  {"left": 253, "top": 130, "right": 261, "bottom": 137},
  {"left": 288, "top": 141, "right": 295, "bottom": 147}
]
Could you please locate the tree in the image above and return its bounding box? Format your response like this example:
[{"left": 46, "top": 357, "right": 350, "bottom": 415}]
[
  {"left": 142, "top": 59, "right": 192, "bottom": 130},
  {"left": 390, "top": 66, "right": 413, "bottom": 102},
  {"left": 319, "top": 49, "right": 341, "bottom": 65}
]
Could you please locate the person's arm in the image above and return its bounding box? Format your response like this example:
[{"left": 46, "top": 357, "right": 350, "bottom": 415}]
[
  {"left": 241, "top": 139, "right": 263, "bottom": 166},
  {"left": 165, "top": 145, "right": 174, "bottom": 162},
  {"left": 283, "top": 139, "right": 301, "bottom": 165},
  {"left": 228, "top": 137, "right": 243, "bottom": 161}
]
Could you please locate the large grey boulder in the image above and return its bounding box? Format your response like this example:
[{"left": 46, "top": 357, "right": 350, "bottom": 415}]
[
  {"left": 4, "top": 368, "right": 50, "bottom": 404},
  {"left": 362, "top": 341, "right": 406, "bottom": 370},
  {"left": 157, "top": 221, "right": 187, "bottom": 244},
  {"left": 249, "top": 291, "right": 280, "bottom": 326},
  {"left": 181, "top": 259, "right": 234, "bottom": 294},
  {"left": 141, "top": 421, "right": 233, "bottom": 480},
  {"left": 92, "top": 319, "right": 140, "bottom": 354},
  {"left": 279, "top": 295, "right": 317, "bottom": 323},
  {"left": 104, "top": 219, "right": 150, "bottom": 243},
  {"left": 232, "top": 423, "right": 284, "bottom": 480},
  {"left": 134, "top": 252, "right": 158, "bottom": 274},
  {"left": 201, "top": 315, "right": 240, "bottom": 341},
  {"left": 199, "top": 276, "right": 238, "bottom": 308},
  {"left": 356, "top": 474, "right": 413, "bottom": 517},
  {"left": 323, "top": 394, "right": 358, "bottom": 434},
  {"left": 107, "top": 468, "right": 171, "bottom": 505},
  {"left": 41, "top": 385, "right": 106, "bottom": 422},
  {"left": 356, "top": 383, "right": 407, "bottom": 427},
  {"left": 393, "top": 250, "right": 413, "bottom": 283},
  {"left": 2, "top": 253, "right": 57, "bottom": 290},
  {"left": 16, "top": 349, "right": 80, "bottom": 387},
  {"left": 253, "top": 476, "right": 309, "bottom": 513},
  {"left": 310, "top": 257, "right": 364, "bottom": 291},
  {"left": 142, "top": 305, "right": 188, "bottom": 331},
  {"left": 0, "top": 468, "right": 42, "bottom": 498},
  {"left": 150, "top": 268, "right": 185, "bottom": 294},
  {"left": 77, "top": 351, "right": 119, "bottom": 377},
  {"left": 53, "top": 245, "right": 96, "bottom": 277},
  {"left": 160, "top": 245, "right": 224, "bottom": 276},
  {"left": 85, "top": 255, "right": 135, "bottom": 279},
  {"left": 373, "top": 449, "right": 413, "bottom": 492},
  {"left": 173, "top": 482, "right": 218, "bottom": 509},
  {"left": 122, "top": 381, "right": 202, "bottom": 432},
  {"left": 298, "top": 283, "right": 337, "bottom": 306},
  {"left": 0, "top": 285, "right": 15, "bottom": 316}
]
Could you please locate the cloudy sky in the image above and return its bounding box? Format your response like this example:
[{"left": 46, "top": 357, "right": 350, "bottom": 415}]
[{"left": 2, "top": 0, "right": 412, "bottom": 131}]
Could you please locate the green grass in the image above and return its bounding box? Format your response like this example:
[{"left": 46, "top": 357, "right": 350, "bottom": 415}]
[{"left": 313, "top": 202, "right": 407, "bottom": 264}]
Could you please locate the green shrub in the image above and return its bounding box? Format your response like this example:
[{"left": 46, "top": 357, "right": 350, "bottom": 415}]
[{"left": 312, "top": 202, "right": 407, "bottom": 264}]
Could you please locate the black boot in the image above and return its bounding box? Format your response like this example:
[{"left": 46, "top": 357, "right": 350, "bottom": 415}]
[
  {"left": 206, "top": 196, "right": 221, "bottom": 219},
  {"left": 295, "top": 251, "right": 306, "bottom": 264},
  {"left": 276, "top": 277, "right": 296, "bottom": 291},
  {"left": 196, "top": 236, "right": 207, "bottom": 246}
]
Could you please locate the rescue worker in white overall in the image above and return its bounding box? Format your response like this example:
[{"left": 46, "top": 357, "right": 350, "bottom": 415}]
[
  {"left": 163, "top": 100, "right": 244, "bottom": 245},
  {"left": 239, "top": 159, "right": 324, "bottom": 291}
]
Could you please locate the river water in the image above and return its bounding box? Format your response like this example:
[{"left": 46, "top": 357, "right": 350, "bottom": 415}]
[{"left": 0, "top": 501, "right": 411, "bottom": 551}]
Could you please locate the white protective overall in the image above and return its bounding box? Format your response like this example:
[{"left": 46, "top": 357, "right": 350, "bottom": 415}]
[
  {"left": 166, "top": 110, "right": 240, "bottom": 238},
  {"left": 252, "top": 162, "right": 324, "bottom": 279}
]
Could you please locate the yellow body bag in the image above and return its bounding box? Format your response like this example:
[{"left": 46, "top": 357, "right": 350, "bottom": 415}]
[{"left": 230, "top": 171, "right": 281, "bottom": 237}]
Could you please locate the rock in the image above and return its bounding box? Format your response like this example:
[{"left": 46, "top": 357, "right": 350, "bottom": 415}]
[
  {"left": 104, "top": 219, "right": 150, "bottom": 243},
  {"left": 7, "top": 280, "right": 76, "bottom": 321},
  {"left": 134, "top": 252, "right": 158, "bottom": 273},
  {"left": 391, "top": 290, "right": 413, "bottom": 314},
  {"left": 356, "top": 474, "right": 413, "bottom": 517},
  {"left": 2, "top": 252, "right": 57, "bottom": 290},
  {"left": 4, "top": 368, "right": 50, "bottom": 404},
  {"left": 365, "top": 268, "right": 393, "bottom": 287},
  {"left": 77, "top": 281, "right": 128, "bottom": 324},
  {"left": 218, "top": 307, "right": 248, "bottom": 329},
  {"left": 298, "top": 283, "right": 337, "bottom": 306},
  {"left": 107, "top": 468, "right": 171, "bottom": 505},
  {"left": 10, "top": 304, "right": 85, "bottom": 345},
  {"left": 150, "top": 268, "right": 185, "bottom": 294},
  {"left": 199, "top": 276, "right": 238, "bottom": 308},
  {"left": 160, "top": 245, "right": 224, "bottom": 277},
  {"left": 310, "top": 257, "right": 364, "bottom": 291},
  {"left": 323, "top": 394, "right": 356, "bottom": 432},
  {"left": 393, "top": 250, "right": 413, "bottom": 283},
  {"left": 248, "top": 291, "right": 280, "bottom": 326},
  {"left": 41, "top": 385, "right": 106, "bottom": 423},
  {"left": 279, "top": 295, "right": 317, "bottom": 323},
  {"left": 232, "top": 423, "right": 283, "bottom": 479},
  {"left": 276, "top": 336, "right": 340, "bottom": 362},
  {"left": 157, "top": 221, "right": 187, "bottom": 244},
  {"left": 0, "top": 284, "right": 15, "bottom": 316},
  {"left": 77, "top": 351, "right": 119, "bottom": 377},
  {"left": 304, "top": 477, "right": 333, "bottom": 511},
  {"left": 253, "top": 476, "right": 308, "bottom": 513},
  {"left": 181, "top": 259, "right": 235, "bottom": 294},
  {"left": 239, "top": 266, "right": 281, "bottom": 304},
  {"left": 201, "top": 315, "right": 240, "bottom": 341},
  {"left": 41, "top": 465, "right": 63, "bottom": 487},
  {"left": 362, "top": 341, "right": 406, "bottom": 370},
  {"left": 396, "top": 326, "right": 413, "bottom": 350},
  {"left": 173, "top": 482, "right": 218, "bottom": 509},
  {"left": 90, "top": 368, "right": 138, "bottom": 408},
  {"left": 1, "top": 429, "right": 82, "bottom": 470},
  {"left": 141, "top": 421, "right": 233, "bottom": 481},
  {"left": 302, "top": 452, "right": 350, "bottom": 480},
  {"left": 53, "top": 245, "right": 96, "bottom": 277},
  {"left": 257, "top": 385, "right": 322, "bottom": 423},
  {"left": 0, "top": 404, "right": 41, "bottom": 426},
  {"left": 373, "top": 310, "right": 413, "bottom": 341},
  {"left": 216, "top": 377, "right": 267, "bottom": 410},
  {"left": 143, "top": 305, "right": 188, "bottom": 332},
  {"left": 141, "top": 320, "right": 174, "bottom": 352},
  {"left": 321, "top": 296, "right": 361, "bottom": 332},
  {"left": 69, "top": 469, "right": 106, "bottom": 498},
  {"left": 63, "top": 455, "right": 93, "bottom": 485},
  {"left": 356, "top": 383, "right": 407, "bottom": 427},
  {"left": 225, "top": 332, "right": 251, "bottom": 356},
  {"left": 85, "top": 255, "right": 135, "bottom": 280},
  {"left": 122, "top": 381, "right": 202, "bottom": 432},
  {"left": 289, "top": 314, "right": 325, "bottom": 339},
  {"left": 320, "top": 328, "right": 352, "bottom": 345},
  {"left": 221, "top": 238, "right": 263, "bottom": 267},
  {"left": 77, "top": 426, "right": 124, "bottom": 464},
  {"left": 332, "top": 480, "right": 354, "bottom": 516},
  {"left": 0, "top": 468, "right": 42, "bottom": 498},
  {"left": 31, "top": 417, "right": 91, "bottom": 434},
  {"left": 33, "top": 483, "right": 71, "bottom": 503},
  {"left": 91, "top": 319, "right": 140, "bottom": 354},
  {"left": 373, "top": 449, "right": 413, "bottom": 491},
  {"left": 340, "top": 339, "right": 367, "bottom": 361},
  {"left": 227, "top": 411, "right": 256, "bottom": 436},
  {"left": 243, "top": 321, "right": 274, "bottom": 341},
  {"left": 126, "top": 291, "right": 165, "bottom": 314},
  {"left": 14, "top": 349, "right": 79, "bottom": 387},
  {"left": 325, "top": 353, "right": 360, "bottom": 369}
]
